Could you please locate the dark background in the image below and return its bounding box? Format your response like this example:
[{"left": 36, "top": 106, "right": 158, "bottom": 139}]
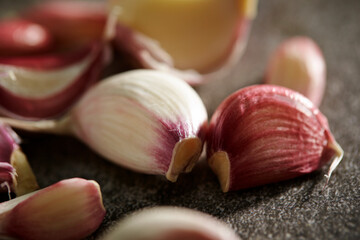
[{"left": 1, "top": 0, "right": 359, "bottom": 239}]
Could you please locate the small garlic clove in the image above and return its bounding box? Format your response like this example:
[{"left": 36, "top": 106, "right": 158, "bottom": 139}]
[
  {"left": 0, "top": 18, "right": 53, "bottom": 56},
  {"left": 0, "top": 178, "right": 105, "bottom": 240},
  {"left": 265, "top": 36, "right": 326, "bottom": 107},
  {"left": 101, "top": 206, "right": 240, "bottom": 240},
  {"left": 0, "top": 122, "right": 38, "bottom": 196},
  {"left": 0, "top": 41, "right": 106, "bottom": 119},
  {"left": 23, "top": 0, "right": 107, "bottom": 49},
  {"left": 110, "top": 0, "right": 257, "bottom": 85},
  {"left": 207, "top": 85, "right": 344, "bottom": 192}
]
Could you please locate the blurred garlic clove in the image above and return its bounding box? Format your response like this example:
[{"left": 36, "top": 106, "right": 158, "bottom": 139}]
[
  {"left": 207, "top": 85, "right": 343, "bottom": 192},
  {"left": 110, "top": 0, "right": 257, "bottom": 85},
  {"left": 23, "top": 0, "right": 107, "bottom": 49},
  {"left": 265, "top": 36, "right": 326, "bottom": 107},
  {"left": 0, "top": 41, "right": 106, "bottom": 119},
  {"left": 0, "top": 122, "right": 38, "bottom": 196},
  {"left": 0, "top": 18, "right": 53, "bottom": 56},
  {"left": 0, "top": 178, "right": 105, "bottom": 240},
  {"left": 101, "top": 206, "right": 240, "bottom": 240},
  {"left": 0, "top": 70, "right": 208, "bottom": 181}
]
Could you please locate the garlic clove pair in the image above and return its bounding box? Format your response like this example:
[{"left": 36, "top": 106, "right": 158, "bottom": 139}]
[
  {"left": 0, "top": 70, "right": 208, "bottom": 181},
  {"left": 207, "top": 85, "right": 343, "bottom": 192},
  {"left": 109, "top": 0, "right": 257, "bottom": 85},
  {"left": 23, "top": 0, "right": 107, "bottom": 50},
  {"left": 0, "top": 41, "right": 106, "bottom": 119},
  {"left": 0, "top": 18, "right": 53, "bottom": 56},
  {"left": 0, "top": 122, "right": 38, "bottom": 196},
  {"left": 265, "top": 36, "right": 326, "bottom": 107},
  {"left": 0, "top": 178, "right": 105, "bottom": 240},
  {"left": 101, "top": 206, "right": 240, "bottom": 240}
]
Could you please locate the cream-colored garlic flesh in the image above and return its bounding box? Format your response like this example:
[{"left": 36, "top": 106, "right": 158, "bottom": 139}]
[
  {"left": 0, "top": 53, "right": 93, "bottom": 98},
  {"left": 109, "top": 0, "right": 239, "bottom": 72},
  {"left": 71, "top": 70, "right": 207, "bottom": 174}
]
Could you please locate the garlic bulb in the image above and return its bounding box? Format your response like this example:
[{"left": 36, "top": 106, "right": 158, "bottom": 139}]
[
  {"left": 0, "top": 70, "right": 208, "bottom": 181},
  {"left": 101, "top": 206, "right": 240, "bottom": 240},
  {"left": 207, "top": 85, "right": 343, "bottom": 192},
  {"left": 109, "top": 0, "right": 258, "bottom": 85}
]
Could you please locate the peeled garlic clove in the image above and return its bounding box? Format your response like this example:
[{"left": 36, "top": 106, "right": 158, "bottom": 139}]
[
  {"left": 101, "top": 206, "right": 239, "bottom": 240},
  {"left": 0, "top": 18, "right": 53, "bottom": 56},
  {"left": 0, "top": 178, "right": 105, "bottom": 240},
  {"left": 265, "top": 36, "right": 326, "bottom": 107},
  {"left": 0, "top": 41, "right": 105, "bottom": 119},
  {"left": 110, "top": 0, "right": 257, "bottom": 85},
  {"left": 0, "top": 70, "right": 208, "bottom": 181},
  {"left": 0, "top": 122, "right": 38, "bottom": 196},
  {"left": 207, "top": 85, "right": 344, "bottom": 192},
  {"left": 24, "top": 0, "right": 107, "bottom": 49}
]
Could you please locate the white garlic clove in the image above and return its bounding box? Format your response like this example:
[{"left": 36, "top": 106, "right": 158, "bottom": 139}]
[
  {"left": 101, "top": 206, "right": 240, "bottom": 240},
  {"left": 110, "top": 0, "right": 258, "bottom": 85}
]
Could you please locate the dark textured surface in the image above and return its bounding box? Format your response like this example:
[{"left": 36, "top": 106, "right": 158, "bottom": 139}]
[{"left": 1, "top": 0, "right": 360, "bottom": 239}]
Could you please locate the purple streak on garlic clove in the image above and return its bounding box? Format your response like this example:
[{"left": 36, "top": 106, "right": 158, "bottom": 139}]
[
  {"left": 0, "top": 70, "right": 208, "bottom": 181},
  {"left": 0, "top": 41, "right": 105, "bottom": 119},
  {"left": 101, "top": 206, "right": 240, "bottom": 240},
  {"left": 0, "top": 178, "right": 105, "bottom": 240},
  {"left": 110, "top": 0, "right": 256, "bottom": 85},
  {"left": 265, "top": 36, "right": 326, "bottom": 107},
  {"left": 0, "top": 18, "right": 53, "bottom": 56},
  {"left": 0, "top": 122, "right": 38, "bottom": 196},
  {"left": 207, "top": 85, "right": 343, "bottom": 192}
]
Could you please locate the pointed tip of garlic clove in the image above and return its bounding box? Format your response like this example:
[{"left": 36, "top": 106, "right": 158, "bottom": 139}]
[
  {"left": 101, "top": 206, "right": 240, "bottom": 240},
  {"left": 208, "top": 151, "right": 231, "bottom": 193},
  {"left": 0, "top": 178, "right": 105, "bottom": 240},
  {"left": 166, "top": 137, "right": 203, "bottom": 182},
  {"left": 265, "top": 36, "right": 326, "bottom": 107}
]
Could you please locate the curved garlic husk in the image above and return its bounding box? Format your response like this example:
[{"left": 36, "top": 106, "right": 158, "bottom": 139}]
[
  {"left": 0, "top": 178, "right": 105, "bottom": 240},
  {"left": 23, "top": 0, "right": 107, "bottom": 49},
  {"left": 101, "top": 206, "right": 239, "bottom": 240},
  {"left": 0, "top": 70, "right": 208, "bottom": 181},
  {"left": 265, "top": 36, "right": 326, "bottom": 107},
  {"left": 0, "top": 122, "right": 38, "bottom": 196},
  {"left": 0, "top": 41, "right": 106, "bottom": 119},
  {"left": 0, "top": 18, "right": 53, "bottom": 56},
  {"left": 109, "top": 0, "right": 257, "bottom": 85},
  {"left": 207, "top": 85, "right": 344, "bottom": 192}
]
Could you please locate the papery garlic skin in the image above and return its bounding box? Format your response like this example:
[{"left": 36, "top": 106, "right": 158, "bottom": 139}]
[
  {"left": 0, "top": 42, "right": 105, "bottom": 119},
  {"left": 207, "top": 85, "right": 343, "bottom": 192},
  {"left": 71, "top": 70, "right": 208, "bottom": 181},
  {"left": 0, "top": 178, "right": 105, "bottom": 240},
  {"left": 265, "top": 36, "right": 326, "bottom": 107},
  {"left": 110, "top": 0, "right": 256, "bottom": 84},
  {"left": 101, "top": 206, "right": 240, "bottom": 240}
]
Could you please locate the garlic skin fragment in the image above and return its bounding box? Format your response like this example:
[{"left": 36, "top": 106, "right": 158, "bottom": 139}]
[
  {"left": 71, "top": 70, "right": 208, "bottom": 181},
  {"left": 0, "top": 178, "right": 105, "bottom": 240},
  {"left": 265, "top": 36, "right": 326, "bottom": 107},
  {"left": 110, "top": 0, "right": 257, "bottom": 85},
  {"left": 0, "top": 122, "right": 38, "bottom": 196},
  {"left": 0, "top": 42, "right": 105, "bottom": 119},
  {"left": 207, "top": 85, "right": 344, "bottom": 192},
  {"left": 101, "top": 206, "right": 240, "bottom": 240}
]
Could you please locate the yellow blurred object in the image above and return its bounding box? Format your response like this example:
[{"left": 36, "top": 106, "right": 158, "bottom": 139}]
[{"left": 239, "top": 0, "right": 258, "bottom": 19}]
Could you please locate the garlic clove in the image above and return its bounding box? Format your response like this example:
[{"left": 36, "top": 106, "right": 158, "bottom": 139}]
[
  {"left": 0, "top": 70, "right": 208, "bottom": 181},
  {"left": 23, "top": 0, "right": 107, "bottom": 49},
  {"left": 101, "top": 206, "right": 240, "bottom": 240},
  {"left": 110, "top": 0, "right": 257, "bottom": 85},
  {"left": 0, "top": 18, "right": 53, "bottom": 56},
  {"left": 0, "top": 178, "right": 105, "bottom": 240},
  {"left": 0, "top": 41, "right": 106, "bottom": 119},
  {"left": 265, "top": 36, "right": 326, "bottom": 107},
  {"left": 0, "top": 122, "right": 38, "bottom": 196},
  {"left": 207, "top": 85, "right": 344, "bottom": 192}
]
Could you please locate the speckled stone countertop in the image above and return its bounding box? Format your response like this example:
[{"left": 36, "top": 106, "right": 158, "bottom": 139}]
[{"left": 0, "top": 0, "right": 359, "bottom": 239}]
